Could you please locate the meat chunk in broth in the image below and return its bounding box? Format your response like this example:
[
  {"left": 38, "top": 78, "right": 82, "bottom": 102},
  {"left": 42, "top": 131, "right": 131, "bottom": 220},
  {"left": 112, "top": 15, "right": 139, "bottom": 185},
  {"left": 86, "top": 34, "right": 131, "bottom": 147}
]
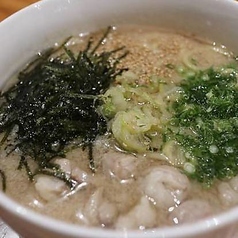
[
  {"left": 115, "top": 196, "right": 157, "bottom": 230},
  {"left": 169, "top": 199, "right": 214, "bottom": 225},
  {"left": 140, "top": 165, "right": 190, "bottom": 209},
  {"left": 101, "top": 151, "right": 139, "bottom": 182},
  {"left": 76, "top": 187, "right": 118, "bottom": 226},
  {"left": 217, "top": 175, "right": 238, "bottom": 206},
  {"left": 35, "top": 176, "right": 68, "bottom": 202}
]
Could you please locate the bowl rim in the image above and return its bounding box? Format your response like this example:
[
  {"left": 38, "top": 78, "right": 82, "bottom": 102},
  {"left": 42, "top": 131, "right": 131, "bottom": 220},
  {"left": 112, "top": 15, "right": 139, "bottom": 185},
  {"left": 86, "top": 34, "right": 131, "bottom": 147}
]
[
  {"left": 1, "top": 191, "right": 238, "bottom": 238},
  {"left": 1, "top": 0, "right": 238, "bottom": 237}
]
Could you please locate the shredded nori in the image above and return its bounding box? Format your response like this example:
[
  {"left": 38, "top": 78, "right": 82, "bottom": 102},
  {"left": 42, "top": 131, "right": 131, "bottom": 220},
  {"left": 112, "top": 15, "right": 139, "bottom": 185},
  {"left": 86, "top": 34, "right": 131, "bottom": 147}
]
[
  {"left": 0, "top": 169, "right": 6, "bottom": 191},
  {"left": 0, "top": 26, "right": 128, "bottom": 191}
]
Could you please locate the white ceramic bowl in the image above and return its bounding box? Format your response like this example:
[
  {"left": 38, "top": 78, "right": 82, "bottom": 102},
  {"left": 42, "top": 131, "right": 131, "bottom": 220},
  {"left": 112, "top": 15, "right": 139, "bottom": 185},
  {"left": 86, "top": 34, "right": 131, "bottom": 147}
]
[{"left": 0, "top": 0, "right": 238, "bottom": 237}]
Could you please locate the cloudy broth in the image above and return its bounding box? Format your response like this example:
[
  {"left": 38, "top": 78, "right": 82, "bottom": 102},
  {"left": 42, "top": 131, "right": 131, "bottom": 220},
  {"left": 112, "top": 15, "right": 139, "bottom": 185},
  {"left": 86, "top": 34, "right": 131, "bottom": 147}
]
[{"left": 0, "top": 25, "right": 237, "bottom": 230}]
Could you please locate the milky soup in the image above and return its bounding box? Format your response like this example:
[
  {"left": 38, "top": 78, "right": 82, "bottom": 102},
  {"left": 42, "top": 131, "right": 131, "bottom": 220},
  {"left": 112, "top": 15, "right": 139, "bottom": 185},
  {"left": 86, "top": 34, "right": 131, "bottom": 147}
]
[{"left": 0, "top": 25, "right": 238, "bottom": 230}]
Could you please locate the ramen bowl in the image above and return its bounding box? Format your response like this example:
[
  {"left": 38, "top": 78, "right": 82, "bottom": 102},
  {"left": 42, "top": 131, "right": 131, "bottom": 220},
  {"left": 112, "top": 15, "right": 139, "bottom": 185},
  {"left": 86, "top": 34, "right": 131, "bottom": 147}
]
[{"left": 0, "top": 0, "right": 238, "bottom": 237}]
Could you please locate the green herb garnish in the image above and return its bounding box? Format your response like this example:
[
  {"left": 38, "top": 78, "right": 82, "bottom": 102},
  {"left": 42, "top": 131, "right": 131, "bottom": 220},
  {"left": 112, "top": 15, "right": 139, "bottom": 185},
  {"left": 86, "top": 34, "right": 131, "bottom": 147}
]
[
  {"left": 167, "top": 66, "right": 238, "bottom": 186},
  {"left": 0, "top": 26, "right": 128, "bottom": 191}
]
